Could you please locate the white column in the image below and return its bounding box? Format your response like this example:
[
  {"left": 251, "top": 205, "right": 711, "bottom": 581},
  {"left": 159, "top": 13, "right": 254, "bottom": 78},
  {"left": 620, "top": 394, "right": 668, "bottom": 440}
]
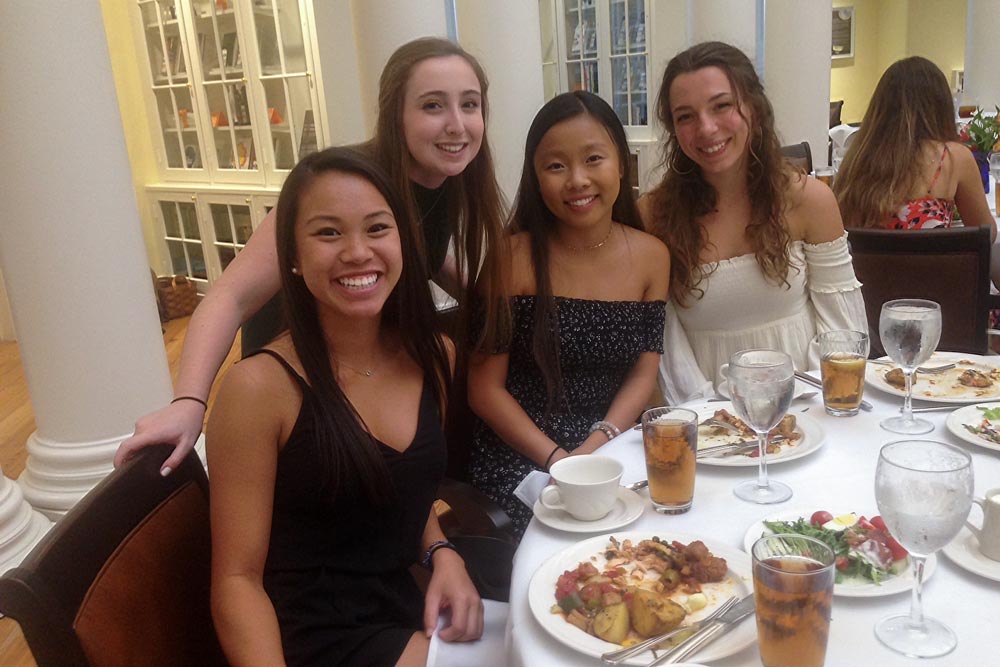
[
  {"left": 963, "top": 0, "right": 1000, "bottom": 108},
  {"left": 764, "top": 0, "right": 832, "bottom": 167},
  {"left": 349, "top": 0, "right": 449, "bottom": 135},
  {"left": 0, "top": 3, "right": 173, "bottom": 520},
  {"left": 686, "top": 0, "right": 758, "bottom": 57},
  {"left": 456, "top": 0, "right": 546, "bottom": 202}
]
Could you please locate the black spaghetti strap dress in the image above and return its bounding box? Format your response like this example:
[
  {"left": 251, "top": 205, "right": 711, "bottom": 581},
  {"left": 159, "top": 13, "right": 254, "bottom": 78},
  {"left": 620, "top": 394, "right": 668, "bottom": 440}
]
[{"left": 249, "top": 350, "right": 445, "bottom": 666}]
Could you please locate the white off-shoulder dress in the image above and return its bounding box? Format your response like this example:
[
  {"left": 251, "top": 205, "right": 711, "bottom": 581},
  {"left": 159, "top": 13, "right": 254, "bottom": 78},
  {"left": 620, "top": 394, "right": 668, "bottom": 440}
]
[{"left": 658, "top": 233, "right": 868, "bottom": 404}]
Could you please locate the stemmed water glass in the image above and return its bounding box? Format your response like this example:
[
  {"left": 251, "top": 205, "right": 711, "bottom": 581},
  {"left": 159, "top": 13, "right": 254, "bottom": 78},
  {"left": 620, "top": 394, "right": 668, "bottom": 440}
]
[
  {"left": 879, "top": 299, "right": 942, "bottom": 434},
  {"left": 874, "top": 440, "right": 973, "bottom": 658},
  {"left": 728, "top": 349, "right": 795, "bottom": 504}
]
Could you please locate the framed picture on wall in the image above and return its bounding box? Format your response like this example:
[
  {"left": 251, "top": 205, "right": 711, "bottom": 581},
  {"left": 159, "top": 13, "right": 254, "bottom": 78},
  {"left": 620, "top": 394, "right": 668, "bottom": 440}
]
[{"left": 832, "top": 7, "right": 854, "bottom": 59}]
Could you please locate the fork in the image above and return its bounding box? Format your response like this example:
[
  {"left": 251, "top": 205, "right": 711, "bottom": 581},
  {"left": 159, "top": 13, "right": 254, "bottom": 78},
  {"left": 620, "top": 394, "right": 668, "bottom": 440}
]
[
  {"left": 698, "top": 418, "right": 743, "bottom": 434},
  {"left": 869, "top": 359, "right": 956, "bottom": 374},
  {"left": 600, "top": 596, "right": 739, "bottom": 664}
]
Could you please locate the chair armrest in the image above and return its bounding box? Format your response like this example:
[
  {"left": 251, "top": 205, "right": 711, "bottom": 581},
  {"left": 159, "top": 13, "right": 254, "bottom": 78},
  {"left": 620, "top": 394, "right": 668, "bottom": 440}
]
[{"left": 436, "top": 478, "right": 515, "bottom": 542}]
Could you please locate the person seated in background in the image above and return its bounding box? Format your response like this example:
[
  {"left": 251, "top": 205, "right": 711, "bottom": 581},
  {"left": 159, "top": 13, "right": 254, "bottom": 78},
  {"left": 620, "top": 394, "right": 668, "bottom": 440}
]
[
  {"left": 207, "top": 148, "right": 482, "bottom": 667},
  {"left": 834, "top": 56, "right": 995, "bottom": 239},
  {"left": 467, "top": 91, "right": 668, "bottom": 535},
  {"left": 640, "top": 42, "right": 867, "bottom": 404}
]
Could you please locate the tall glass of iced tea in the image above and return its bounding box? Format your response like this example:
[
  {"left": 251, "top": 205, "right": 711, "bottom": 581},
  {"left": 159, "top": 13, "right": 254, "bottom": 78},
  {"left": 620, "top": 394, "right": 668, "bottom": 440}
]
[
  {"left": 640, "top": 407, "right": 697, "bottom": 514},
  {"left": 817, "top": 330, "right": 869, "bottom": 416},
  {"left": 752, "top": 534, "right": 835, "bottom": 667}
]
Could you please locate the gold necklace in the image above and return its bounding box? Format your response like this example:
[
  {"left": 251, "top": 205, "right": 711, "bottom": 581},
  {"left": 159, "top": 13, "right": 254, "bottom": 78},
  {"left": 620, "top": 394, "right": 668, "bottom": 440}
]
[{"left": 562, "top": 224, "right": 614, "bottom": 252}]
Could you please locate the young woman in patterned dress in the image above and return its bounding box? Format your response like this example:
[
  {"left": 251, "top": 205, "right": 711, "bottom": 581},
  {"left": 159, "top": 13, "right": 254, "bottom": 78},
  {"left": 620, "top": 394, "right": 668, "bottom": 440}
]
[{"left": 467, "top": 91, "right": 669, "bottom": 534}]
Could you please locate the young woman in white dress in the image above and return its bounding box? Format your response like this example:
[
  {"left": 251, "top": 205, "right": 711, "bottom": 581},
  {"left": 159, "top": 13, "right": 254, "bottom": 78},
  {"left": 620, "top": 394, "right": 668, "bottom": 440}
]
[{"left": 640, "top": 42, "right": 867, "bottom": 403}]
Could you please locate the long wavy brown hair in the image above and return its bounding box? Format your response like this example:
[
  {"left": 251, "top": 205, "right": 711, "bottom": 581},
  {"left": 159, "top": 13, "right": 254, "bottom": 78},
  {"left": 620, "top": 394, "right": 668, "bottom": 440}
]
[
  {"left": 834, "top": 57, "right": 959, "bottom": 228},
  {"left": 367, "top": 37, "right": 509, "bottom": 346},
  {"left": 645, "top": 41, "right": 793, "bottom": 307}
]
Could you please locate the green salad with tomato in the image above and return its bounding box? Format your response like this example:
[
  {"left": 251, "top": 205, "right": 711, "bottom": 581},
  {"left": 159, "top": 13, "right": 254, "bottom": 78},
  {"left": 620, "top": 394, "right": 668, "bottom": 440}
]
[{"left": 762, "top": 511, "right": 909, "bottom": 585}]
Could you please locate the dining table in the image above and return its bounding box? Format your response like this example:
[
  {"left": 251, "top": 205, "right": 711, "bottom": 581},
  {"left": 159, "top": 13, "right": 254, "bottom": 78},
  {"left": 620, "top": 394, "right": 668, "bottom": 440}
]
[{"left": 506, "top": 379, "right": 1000, "bottom": 666}]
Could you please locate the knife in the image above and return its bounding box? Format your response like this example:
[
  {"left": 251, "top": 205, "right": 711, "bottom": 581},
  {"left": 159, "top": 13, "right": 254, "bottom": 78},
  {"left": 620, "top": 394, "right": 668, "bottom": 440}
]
[
  {"left": 794, "top": 370, "right": 873, "bottom": 412},
  {"left": 646, "top": 593, "right": 755, "bottom": 666}
]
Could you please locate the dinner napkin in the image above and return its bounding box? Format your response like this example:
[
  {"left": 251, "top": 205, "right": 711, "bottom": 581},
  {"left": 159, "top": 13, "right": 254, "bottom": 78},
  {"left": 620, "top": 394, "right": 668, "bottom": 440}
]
[
  {"left": 426, "top": 599, "right": 509, "bottom": 667},
  {"left": 513, "top": 469, "right": 550, "bottom": 509}
]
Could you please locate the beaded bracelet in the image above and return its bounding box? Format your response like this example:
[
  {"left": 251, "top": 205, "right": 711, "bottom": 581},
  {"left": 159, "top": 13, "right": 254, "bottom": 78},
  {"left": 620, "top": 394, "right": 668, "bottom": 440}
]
[
  {"left": 589, "top": 420, "right": 620, "bottom": 440},
  {"left": 422, "top": 540, "right": 458, "bottom": 569},
  {"left": 171, "top": 395, "right": 208, "bottom": 410}
]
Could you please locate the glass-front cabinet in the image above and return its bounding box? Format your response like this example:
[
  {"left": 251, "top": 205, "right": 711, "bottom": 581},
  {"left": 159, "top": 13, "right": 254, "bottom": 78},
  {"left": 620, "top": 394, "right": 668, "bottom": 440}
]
[
  {"left": 539, "top": 0, "right": 650, "bottom": 135},
  {"left": 151, "top": 189, "right": 277, "bottom": 291},
  {"left": 134, "top": 0, "right": 325, "bottom": 184}
]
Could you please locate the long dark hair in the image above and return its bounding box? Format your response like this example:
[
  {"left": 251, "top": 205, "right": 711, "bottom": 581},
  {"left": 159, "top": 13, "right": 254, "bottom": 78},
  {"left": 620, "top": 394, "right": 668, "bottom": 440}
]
[
  {"left": 507, "top": 91, "right": 642, "bottom": 412},
  {"left": 274, "top": 147, "right": 451, "bottom": 502},
  {"left": 834, "top": 57, "right": 960, "bottom": 228},
  {"left": 646, "top": 41, "right": 792, "bottom": 307}
]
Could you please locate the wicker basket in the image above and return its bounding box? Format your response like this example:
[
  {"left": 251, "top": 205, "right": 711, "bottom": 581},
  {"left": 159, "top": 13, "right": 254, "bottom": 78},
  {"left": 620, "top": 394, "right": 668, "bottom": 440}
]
[{"left": 155, "top": 276, "right": 199, "bottom": 321}]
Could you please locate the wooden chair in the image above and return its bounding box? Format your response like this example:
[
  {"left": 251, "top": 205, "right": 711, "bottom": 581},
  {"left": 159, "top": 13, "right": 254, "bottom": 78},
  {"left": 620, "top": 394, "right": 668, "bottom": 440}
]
[
  {"left": 0, "top": 445, "right": 225, "bottom": 667},
  {"left": 847, "top": 225, "right": 993, "bottom": 357},
  {"left": 829, "top": 100, "right": 844, "bottom": 128},
  {"left": 780, "top": 141, "right": 813, "bottom": 175}
]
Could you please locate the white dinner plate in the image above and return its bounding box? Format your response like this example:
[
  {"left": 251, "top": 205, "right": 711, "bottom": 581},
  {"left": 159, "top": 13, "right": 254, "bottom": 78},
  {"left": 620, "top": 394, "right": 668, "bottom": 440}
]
[
  {"left": 532, "top": 487, "right": 645, "bottom": 533},
  {"left": 942, "top": 525, "right": 1000, "bottom": 583},
  {"left": 718, "top": 378, "right": 812, "bottom": 401},
  {"left": 864, "top": 352, "right": 1000, "bottom": 404},
  {"left": 682, "top": 401, "right": 826, "bottom": 468},
  {"left": 742, "top": 509, "right": 936, "bottom": 597},
  {"left": 944, "top": 402, "right": 1000, "bottom": 454},
  {"left": 528, "top": 531, "right": 755, "bottom": 665}
]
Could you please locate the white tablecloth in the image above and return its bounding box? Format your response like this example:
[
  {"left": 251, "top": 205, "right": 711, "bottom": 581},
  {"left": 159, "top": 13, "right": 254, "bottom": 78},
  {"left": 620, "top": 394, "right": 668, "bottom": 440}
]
[{"left": 507, "top": 386, "right": 1000, "bottom": 667}]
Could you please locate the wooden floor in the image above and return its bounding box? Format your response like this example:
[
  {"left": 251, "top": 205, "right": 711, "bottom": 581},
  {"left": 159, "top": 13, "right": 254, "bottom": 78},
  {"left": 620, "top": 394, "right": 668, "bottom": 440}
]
[{"left": 0, "top": 316, "right": 241, "bottom": 666}]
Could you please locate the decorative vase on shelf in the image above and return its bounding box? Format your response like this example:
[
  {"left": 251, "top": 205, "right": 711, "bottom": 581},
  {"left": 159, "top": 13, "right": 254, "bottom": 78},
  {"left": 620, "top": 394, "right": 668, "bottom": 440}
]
[{"left": 973, "top": 151, "right": 991, "bottom": 194}]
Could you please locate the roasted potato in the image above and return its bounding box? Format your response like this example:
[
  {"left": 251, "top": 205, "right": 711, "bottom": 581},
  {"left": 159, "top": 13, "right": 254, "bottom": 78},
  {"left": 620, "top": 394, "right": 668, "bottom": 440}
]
[
  {"left": 628, "top": 588, "right": 686, "bottom": 637},
  {"left": 592, "top": 602, "right": 630, "bottom": 644}
]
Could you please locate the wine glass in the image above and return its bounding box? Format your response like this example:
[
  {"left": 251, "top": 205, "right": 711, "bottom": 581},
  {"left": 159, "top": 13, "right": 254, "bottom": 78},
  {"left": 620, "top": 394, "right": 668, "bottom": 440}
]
[
  {"left": 874, "top": 440, "right": 973, "bottom": 658},
  {"left": 728, "top": 349, "right": 795, "bottom": 504},
  {"left": 879, "top": 299, "right": 942, "bottom": 434}
]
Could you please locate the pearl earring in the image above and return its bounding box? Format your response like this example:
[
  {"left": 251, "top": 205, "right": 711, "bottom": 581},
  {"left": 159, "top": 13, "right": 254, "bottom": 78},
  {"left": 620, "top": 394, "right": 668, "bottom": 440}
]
[{"left": 291, "top": 267, "right": 300, "bottom": 275}]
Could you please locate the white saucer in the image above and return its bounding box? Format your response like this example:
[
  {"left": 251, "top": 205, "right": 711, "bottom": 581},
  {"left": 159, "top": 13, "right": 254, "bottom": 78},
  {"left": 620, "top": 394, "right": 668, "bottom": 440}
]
[
  {"left": 942, "top": 525, "right": 1000, "bottom": 583},
  {"left": 532, "top": 487, "right": 645, "bottom": 533}
]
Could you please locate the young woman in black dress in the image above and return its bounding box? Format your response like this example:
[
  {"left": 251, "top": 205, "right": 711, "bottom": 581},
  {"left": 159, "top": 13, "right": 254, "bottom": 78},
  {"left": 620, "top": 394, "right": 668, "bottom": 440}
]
[{"left": 208, "top": 148, "right": 482, "bottom": 666}]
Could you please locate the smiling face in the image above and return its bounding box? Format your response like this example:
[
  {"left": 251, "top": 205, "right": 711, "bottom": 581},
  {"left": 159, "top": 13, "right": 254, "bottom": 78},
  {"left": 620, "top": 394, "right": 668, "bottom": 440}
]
[
  {"left": 668, "top": 66, "right": 752, "bottom": 178},
  {"left": 293, "top": 171, "right": 402, "bottom": 322},
  {"left": 402, "top": 55, "right": 485, "bottom": 188},
  {"left": 533, "top": 113, "right": 621, "bottom": 233}
]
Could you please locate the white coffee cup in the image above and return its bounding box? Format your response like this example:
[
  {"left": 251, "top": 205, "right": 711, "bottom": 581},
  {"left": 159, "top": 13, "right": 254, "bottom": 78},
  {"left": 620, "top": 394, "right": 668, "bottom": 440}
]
[
  {"left": 966, "top": 487, "right": 1000, "bottom": 561},
  {"left": 540, "top": 455, "right": 623, "bottom": 521}
]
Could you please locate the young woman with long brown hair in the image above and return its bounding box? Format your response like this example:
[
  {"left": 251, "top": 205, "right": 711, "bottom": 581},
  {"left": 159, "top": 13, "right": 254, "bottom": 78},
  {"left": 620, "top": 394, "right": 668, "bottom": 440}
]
[
  {"left": 116, "top": 37, "right": 507, "bottom": 475},
  {"left": 641, "top": 41, "right": 867, "bottom": 403},
  {"left": 468, "top": 91, "right": 668, "bottom": 534},
  {"left": 834, "top": 56, "right": 994, "bottom": 236}
]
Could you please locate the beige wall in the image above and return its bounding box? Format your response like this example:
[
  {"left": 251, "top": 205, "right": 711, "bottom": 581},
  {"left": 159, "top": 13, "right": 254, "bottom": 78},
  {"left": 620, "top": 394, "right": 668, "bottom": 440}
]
[{"left": 831, "top": 0, "right": 966, "bottom": 124}]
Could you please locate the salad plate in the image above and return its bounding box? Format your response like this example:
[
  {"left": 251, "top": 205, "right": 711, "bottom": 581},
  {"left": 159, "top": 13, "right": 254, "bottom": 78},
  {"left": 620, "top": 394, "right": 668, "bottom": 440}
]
[
  {"left": 528, "top": 531, "right": 755, "bottom": 665},
  {"left": 942, "top": 525, "right": 1000, "bottom": 583},
  {"left": 683, "top": 401, "right": 826, "bottom": 468},
  {"left": 742, "top": 509, "right": 936, "bottom": 597},
  {"left": 864, "top": 352, "right": 1000, "bottom": 404},
  {"left": 944, "top": 402, "right": 1000, "bottom": 454}
]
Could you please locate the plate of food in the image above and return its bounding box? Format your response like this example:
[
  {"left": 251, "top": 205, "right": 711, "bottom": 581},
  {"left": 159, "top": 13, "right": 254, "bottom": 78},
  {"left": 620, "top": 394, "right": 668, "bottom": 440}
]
[
  {"left": 945, "top": 402, "right": 1000, "bottom": 453},
  {"left": 528, "top": 532, "right": 754, "bottom": 665},
  {"left": 742, "top": 509, "right": 935, "bottom": 597},
  {"left": 684, "top": 401, "right": 825, "bottom": 467},
  {"left": 864, "top": 352, "right": 1000, "bottom": 403}
]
